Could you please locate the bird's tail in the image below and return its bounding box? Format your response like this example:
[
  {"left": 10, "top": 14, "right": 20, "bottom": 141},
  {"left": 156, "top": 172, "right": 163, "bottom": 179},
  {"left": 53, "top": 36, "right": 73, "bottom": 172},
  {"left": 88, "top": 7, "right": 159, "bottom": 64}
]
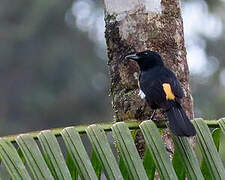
[{"left": 165, "top": 102, "right": 196, "bottom": 137}]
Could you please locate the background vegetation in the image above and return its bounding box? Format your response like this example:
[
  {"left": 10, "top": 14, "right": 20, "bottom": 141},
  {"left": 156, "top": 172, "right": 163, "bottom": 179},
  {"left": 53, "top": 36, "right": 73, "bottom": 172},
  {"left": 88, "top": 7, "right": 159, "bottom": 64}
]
[{"left": 0, "top": 0, "right": 225, "bottom": 136}]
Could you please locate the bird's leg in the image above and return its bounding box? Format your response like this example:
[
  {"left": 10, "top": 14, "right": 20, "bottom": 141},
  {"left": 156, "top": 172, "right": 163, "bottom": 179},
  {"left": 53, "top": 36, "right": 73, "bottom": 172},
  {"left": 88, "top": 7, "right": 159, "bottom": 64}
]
[{"left": 150, "top": 110, "right": 156, "bottom": 120}]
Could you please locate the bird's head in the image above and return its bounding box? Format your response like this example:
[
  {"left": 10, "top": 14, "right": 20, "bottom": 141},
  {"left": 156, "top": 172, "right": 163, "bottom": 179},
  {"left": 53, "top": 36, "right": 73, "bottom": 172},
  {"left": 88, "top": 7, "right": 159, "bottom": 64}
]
[{"left": 125, "top": 50, "right": 164, "bottom": 71}]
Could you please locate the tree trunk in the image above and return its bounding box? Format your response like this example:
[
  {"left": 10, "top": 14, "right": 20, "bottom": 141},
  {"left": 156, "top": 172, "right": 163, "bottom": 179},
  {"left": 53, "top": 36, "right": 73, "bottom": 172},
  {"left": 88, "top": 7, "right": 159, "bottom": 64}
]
[{"left": 103, "top": 0, "right": 193, "bottom": 157}]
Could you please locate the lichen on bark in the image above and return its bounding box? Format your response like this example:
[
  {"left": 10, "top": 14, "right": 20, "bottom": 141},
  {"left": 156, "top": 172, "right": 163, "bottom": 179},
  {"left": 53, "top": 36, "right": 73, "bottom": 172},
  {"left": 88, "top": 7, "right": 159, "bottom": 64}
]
[{"left": 104, "top": 0, "right": 193, "bottom": 156}]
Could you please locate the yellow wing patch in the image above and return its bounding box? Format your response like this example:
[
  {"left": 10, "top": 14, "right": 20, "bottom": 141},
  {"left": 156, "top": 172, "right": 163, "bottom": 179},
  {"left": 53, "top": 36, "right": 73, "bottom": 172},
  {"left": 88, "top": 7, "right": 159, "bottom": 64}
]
[{"left": 162, "top": 83, "right": 175, "bottom": 100}]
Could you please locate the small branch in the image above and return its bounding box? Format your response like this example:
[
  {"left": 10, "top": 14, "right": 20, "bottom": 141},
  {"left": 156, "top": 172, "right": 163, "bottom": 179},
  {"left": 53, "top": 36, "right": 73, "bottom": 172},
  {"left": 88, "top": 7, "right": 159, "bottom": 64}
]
[{"left": 1, "top": 119, "right": 221, "bottom": 143}]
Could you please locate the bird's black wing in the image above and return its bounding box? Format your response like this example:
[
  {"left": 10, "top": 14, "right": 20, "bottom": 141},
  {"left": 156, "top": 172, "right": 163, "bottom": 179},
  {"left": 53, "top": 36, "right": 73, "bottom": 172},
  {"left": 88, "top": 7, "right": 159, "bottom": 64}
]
[
  {"left": 163, "top": 67, "right": 184, "bottom": 98},
  {"left": 140, "top": 67, "right": 184, "bottom": 108}
]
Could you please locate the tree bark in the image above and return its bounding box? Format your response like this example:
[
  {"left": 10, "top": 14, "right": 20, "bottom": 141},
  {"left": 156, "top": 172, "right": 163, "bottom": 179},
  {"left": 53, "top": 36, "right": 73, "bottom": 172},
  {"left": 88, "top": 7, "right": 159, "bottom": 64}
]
[{"left": 103, "top": 0, "right": 193, "bottom": 157}]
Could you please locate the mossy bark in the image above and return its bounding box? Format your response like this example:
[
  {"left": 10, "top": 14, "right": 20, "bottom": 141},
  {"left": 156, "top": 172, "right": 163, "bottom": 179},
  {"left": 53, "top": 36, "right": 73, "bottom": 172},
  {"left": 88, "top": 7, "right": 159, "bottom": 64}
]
[{"left": 104, "top": 0, "right": 193, "bottom": 157}]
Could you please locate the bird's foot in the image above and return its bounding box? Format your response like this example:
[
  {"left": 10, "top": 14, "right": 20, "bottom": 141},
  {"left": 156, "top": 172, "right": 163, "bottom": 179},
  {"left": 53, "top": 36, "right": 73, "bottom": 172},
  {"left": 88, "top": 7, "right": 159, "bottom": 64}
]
[{"left": 150, "top": 110, "right": 157, "bottom": 121}]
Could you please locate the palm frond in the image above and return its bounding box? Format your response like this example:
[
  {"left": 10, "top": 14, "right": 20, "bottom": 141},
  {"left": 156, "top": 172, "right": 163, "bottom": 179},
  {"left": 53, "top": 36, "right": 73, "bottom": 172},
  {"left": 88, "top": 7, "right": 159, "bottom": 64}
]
[{"left": 0, "top": 119, "right": 224, "bottom": 180}]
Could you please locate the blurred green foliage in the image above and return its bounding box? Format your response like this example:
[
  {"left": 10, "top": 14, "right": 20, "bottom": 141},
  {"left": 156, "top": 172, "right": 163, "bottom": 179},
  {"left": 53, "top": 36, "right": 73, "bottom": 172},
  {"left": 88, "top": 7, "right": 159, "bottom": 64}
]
[
  {"left": 0, "top": 0, "right": 224, "bottom": 136},
  {"left": 0, "top": 0, "right": 112, "bottom": 135},
  {"left": 189, "top": 0, "right": 225, "bottom": 119}
]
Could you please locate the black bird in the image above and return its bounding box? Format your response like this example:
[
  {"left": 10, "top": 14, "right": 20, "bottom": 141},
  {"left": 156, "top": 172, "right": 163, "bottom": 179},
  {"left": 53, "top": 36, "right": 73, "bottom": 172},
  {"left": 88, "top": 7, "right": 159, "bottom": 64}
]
[{"left": 125, "top": 50, "right": 196, "bottom": 137}]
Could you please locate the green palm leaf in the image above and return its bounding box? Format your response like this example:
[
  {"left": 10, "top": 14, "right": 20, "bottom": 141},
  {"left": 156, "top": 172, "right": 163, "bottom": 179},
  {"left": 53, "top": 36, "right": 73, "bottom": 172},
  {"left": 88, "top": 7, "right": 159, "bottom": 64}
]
[{"left": 0, "top": 119, "right": 224, "bottom": 180}]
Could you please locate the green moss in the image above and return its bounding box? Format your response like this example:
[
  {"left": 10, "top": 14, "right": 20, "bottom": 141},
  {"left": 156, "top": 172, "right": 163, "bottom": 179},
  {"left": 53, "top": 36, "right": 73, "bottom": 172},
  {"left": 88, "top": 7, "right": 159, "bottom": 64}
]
[
  {"left": 113, "top": 115, "right": 117, "bottom": 122},
  {"left": 123, "top": 91, "right": 133, "bottom": 97}
]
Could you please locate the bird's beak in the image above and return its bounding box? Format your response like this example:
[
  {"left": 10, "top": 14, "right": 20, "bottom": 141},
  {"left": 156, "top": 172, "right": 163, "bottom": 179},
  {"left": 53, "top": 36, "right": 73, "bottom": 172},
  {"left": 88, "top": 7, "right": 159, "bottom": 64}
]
[{"left": 125, "top": 53, "right": 140, "bottom": 61}]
